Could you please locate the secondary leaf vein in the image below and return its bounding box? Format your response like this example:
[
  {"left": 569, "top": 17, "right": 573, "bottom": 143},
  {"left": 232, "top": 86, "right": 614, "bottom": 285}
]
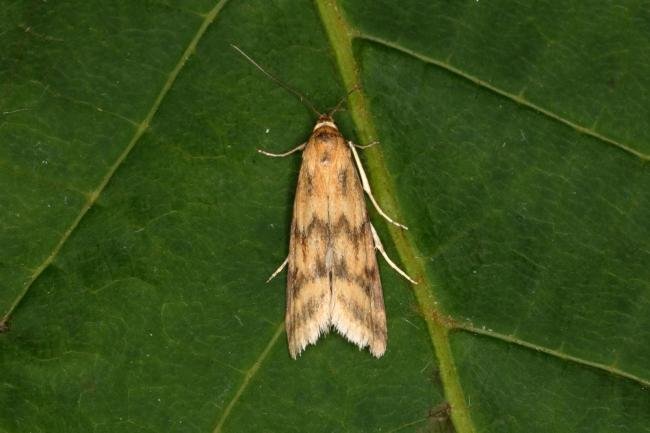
[
  {"left": 0, "top": 0, "right": 230, "bottom": 325},
  {"left": 453, "top": 324, "right": 649, "bottom": 387},
  {"left": 357, "top": 32, "right": 650, "bottom": 162},
  {"left": 211, "top": 323, "right": 284, "bottom": 433}
]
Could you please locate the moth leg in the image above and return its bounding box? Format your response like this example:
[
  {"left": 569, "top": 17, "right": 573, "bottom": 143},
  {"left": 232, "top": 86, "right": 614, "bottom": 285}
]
[
  {"left": 348, "top": 141, "right": 408, "bottom": 230},
  {"left": 258, "top": 143, "right": 305, "bottom": 158},
  {"left": 370, "top": 223, "right": 417, "bottom": 284},
  {"left": 266, "top": 256, "right": 288, "bottom": 282},
  {"left": 354, "top": 140, "right": 378, "bottom": 149}
]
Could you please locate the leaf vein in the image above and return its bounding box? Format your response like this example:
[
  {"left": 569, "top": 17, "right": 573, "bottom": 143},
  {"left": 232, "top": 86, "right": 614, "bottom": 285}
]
[
  {"left": 357, "top": 32, "right": 650, "bottom": 162},
  {"left": 0, "top": 0, "right": 231, "bottom": 324},
  {"left": 315, "top": 2, "right": 477, "bottom": 433},
  {"left": 211, "top": 323, "right": 284, "bottom": 433},
  {"left": 453, "top": 324, "right": 649, "bottom": 387}
]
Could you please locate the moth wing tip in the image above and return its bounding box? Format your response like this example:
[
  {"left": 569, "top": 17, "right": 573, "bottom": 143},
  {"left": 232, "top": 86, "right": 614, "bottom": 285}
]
[
  {"left": 370, "top": 345, "right": 386, "bottom": 358},
  {"left": 288, "top": 318, "right": 331, "bottom": 360},
  {"left": 332, "top": 316, "right": 388, "bottom": 357}
]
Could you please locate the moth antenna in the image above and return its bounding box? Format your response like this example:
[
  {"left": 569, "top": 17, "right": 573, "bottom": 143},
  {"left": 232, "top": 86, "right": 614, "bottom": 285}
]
[
  {"left": 231, "top": 44, "right": 322, "bottom": 117},
  {"left": 328, "top": 84, "right": 360, "bottom": 117}
]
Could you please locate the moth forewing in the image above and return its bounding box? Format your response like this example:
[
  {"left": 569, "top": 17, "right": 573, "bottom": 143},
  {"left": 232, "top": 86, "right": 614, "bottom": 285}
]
[
  {"left": 232, "top": 44, "right": 413, "bottom": 358},
  {"left": 284, "top": 116, "right": 388, "bottom": 358}
]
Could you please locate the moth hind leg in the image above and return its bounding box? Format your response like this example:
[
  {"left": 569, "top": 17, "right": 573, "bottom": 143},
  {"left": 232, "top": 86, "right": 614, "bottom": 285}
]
[{"left": 370, "top": 223, "right": 417, "bottom": 284}]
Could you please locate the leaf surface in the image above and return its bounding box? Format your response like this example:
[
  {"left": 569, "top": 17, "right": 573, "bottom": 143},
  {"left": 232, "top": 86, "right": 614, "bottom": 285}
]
[{"left": 1, "top": 1, "right": 648, "bottom": 432}]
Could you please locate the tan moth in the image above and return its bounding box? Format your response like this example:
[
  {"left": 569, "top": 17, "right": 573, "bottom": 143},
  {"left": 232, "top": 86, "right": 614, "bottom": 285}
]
[{"left": 233, "top": 45, "right": 416, "bottom": 358}]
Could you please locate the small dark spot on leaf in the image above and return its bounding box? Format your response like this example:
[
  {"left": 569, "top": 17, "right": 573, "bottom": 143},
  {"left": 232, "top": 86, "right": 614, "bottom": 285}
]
[{"left": 420, "top": 402, "right": 454, "bottom": 433}]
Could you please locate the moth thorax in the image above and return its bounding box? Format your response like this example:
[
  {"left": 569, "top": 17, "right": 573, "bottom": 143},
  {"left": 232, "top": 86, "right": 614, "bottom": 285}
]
[
  {"left": 313, "top": 114, "right": 338, "bottom": 132},
  {"left": 313, "top": 126, "right": 339, "bottom": 143},
  {"left": 313, "top": 115, "right": 340, "bottom": 144}
]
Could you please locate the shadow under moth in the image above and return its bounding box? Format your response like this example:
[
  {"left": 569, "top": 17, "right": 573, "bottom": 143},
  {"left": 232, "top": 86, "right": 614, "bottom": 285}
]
[{"left": 233, "top": 45, "right": 416, "bottom": 359}]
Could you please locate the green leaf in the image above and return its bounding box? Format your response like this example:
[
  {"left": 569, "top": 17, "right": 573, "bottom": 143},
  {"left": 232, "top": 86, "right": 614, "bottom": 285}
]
[{"left": 1, "top": 1, "right": 648, "bottom": 432}]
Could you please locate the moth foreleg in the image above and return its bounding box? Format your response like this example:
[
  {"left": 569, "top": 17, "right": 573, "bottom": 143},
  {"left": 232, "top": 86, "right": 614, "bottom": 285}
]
[
  {"left": 266, "top": 256, "right": 288, "bottom": 282},
  {"left": 348, "top": 141, "right": 408, "bottom": 230},
  {"left": 370, "top": 223, "right": 417, "bottom": 284},
  {"left": 258, "top": 143, "right": 305, "bottom": 158}
]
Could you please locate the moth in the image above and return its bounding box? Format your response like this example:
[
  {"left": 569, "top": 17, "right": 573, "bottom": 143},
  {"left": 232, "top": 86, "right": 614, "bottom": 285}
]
[{"left": 233, "top": 45, "right": 416, "bottom": 358}]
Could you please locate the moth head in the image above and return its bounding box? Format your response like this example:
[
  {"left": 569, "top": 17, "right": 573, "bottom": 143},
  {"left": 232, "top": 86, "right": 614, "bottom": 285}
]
[{"left": 313, "top": 114, "right": 338, "bottom": 131}]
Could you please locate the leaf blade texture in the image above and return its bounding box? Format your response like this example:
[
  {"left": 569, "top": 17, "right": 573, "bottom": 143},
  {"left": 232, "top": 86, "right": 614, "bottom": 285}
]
[{"left": 1, "top": 1, "right": 648, "bottom": 432}]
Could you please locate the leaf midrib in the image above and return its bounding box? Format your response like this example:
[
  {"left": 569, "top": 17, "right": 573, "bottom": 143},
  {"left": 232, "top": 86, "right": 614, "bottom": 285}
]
[
  {"left": 316, "top": 0, "right": 650, "bottom": 432},
  {"left": 3, "top": 0, "right": 646, "bottom": 430},
  {"left": 315, "top": 1, "right": 477, "bottom": 432},
  {"left": 353, "top": 31, "right": 650, "bottom": 386}
]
